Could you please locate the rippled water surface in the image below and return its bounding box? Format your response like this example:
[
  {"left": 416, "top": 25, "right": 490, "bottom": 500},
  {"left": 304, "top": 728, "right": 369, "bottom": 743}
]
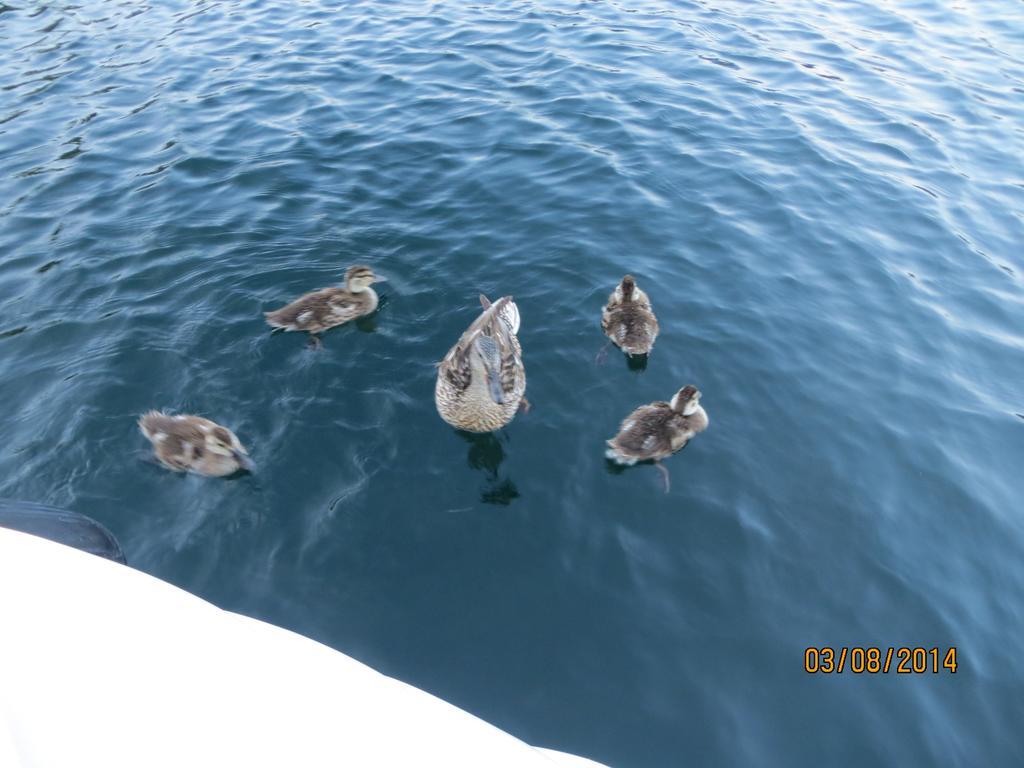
[{"left": 2, "top": 0, "right": 1023, "bottom": 765}]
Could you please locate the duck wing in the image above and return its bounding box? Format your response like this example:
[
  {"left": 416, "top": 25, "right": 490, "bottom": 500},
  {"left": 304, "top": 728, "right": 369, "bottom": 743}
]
[
  {"left": 608, "top": 402, "right": 675, "bottom": 458},
  {"left": 139, "top": 412, "right": 204, "bottom": 443},
  {"left": 138, "top": 412, "right": 206, "bottom": 470},
  {"left": 440, "top": 296, "right": 522, "bottom": 396},
  {"left": 265, "top": 288, "right": 364, "bottom": 331},
  {"left": 602, "top": 303, "right": 659, "bottom": 348}
]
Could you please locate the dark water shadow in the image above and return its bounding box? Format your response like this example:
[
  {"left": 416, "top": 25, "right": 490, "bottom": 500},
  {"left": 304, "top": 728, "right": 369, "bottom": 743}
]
[
  {"left": 624, "top": 352, "right": 648, "bottom": 372},
  {"left": 604, "top": 457, "right": 667, "bottom": 492},
  {"left": 354, "top": 314, "right": 378, "bottom": 333},
  {"left": 480, "top": 478, "right": 520, "bottom": 505},
  {"left": 603, "top": 457, "right": 630, "bottom": 477},
  {"left": 605, "top": 438, "right": 694, "bottom": 490},
  {"left": 594, "top": 344, "right": 648, "bottom": 372},
  {"left": 456, "top": 430, "right": 520, "bottom": 505}
]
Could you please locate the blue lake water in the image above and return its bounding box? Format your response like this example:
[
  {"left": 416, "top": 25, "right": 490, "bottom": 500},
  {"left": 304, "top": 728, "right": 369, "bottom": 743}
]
[{"left": 2, "top": 0, "right": 1023, "bottom": 765}]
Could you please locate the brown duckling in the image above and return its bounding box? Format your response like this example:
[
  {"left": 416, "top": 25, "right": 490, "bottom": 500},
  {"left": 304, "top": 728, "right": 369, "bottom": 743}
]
[
  {"left": 139, "top": 411, "right": 254, "bottom": 477},
  {"left": 601, "top": 274, "right": 659, "bottom": 358},
  {"left": 605, "top": 385, "right": 708, "bottom": 491},
  {"left": 265, "top": 264, "right": 384, "bottom": 348}
]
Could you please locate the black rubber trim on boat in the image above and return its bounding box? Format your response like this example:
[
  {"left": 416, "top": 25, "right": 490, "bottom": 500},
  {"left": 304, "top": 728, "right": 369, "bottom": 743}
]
[{"left": 0, "top": 499, "right": 126, "bottom": 565}]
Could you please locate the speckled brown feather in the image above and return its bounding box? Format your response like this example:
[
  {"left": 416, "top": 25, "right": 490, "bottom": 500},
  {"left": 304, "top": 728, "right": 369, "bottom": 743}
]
[
  {"left": 440, "top": 296, "right": 522, "bottom": 400},
  {"left": 138, "top": 411, "right": 250, "bottom": 477},
  {"left": 435, "top": 296, "right": 526, "bottom": 432},
  {"left": 602, "top": 276, "right": 659, "bottom": 355},
  {"left": 608, "top": 402, "right": 679, "bottom": 458},
  {"left": 606, "top": 397, "right": 708, "bottom": 463},
  {"left": 264, "top": 286, "right": 376, "bottom": 333}
]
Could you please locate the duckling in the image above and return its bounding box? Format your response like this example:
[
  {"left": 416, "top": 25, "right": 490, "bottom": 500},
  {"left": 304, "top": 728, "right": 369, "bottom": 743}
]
[
  {"left": 435, "top": 295, "right": 528, "bottom": 433},
  {"left": 138, "top": 411, "right": 254, "bottom": 477},
  {"left": 600, "top": 274, "right": 659, "bottom": 359},
  {"left": 265, "top": 264, "right": 384, "bottom": 348},
  {"left": 605, "top": 385, "right": 708, "bottom": 492}
]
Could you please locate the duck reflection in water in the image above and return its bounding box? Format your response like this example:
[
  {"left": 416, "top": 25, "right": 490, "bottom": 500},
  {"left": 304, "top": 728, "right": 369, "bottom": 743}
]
[
  {"left": 354, "top": 314, "right": 378, "bottom": 333},
  {"left": 595, "top": 344, "right": 650, "bottom": 371},
  {"left": 625, "top": 353, "right": 648, "bottom": 372},
  {"left": 457, "top": 430, "right": 520, "bottom": 505}
]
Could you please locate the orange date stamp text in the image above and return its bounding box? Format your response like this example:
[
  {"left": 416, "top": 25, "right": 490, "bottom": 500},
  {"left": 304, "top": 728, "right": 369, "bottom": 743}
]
[{"left": 804, "top": 646, "right": 957, "bottom": 674}]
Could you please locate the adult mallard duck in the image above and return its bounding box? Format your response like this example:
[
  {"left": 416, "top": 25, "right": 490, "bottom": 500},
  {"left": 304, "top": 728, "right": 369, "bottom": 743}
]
[
  {"left": 435, "top": 295, "right": 528, "bottom": 433},
  {"left": 601, "top": 274, "right": 659, "bottom": 358},
  {"left": 139, "top": 412, "right": 254, "bottom": 477},
  {"left": 605, "top": 385, "right": 708, "bottom": 491},
  {"left": 265, "top": 264, "right": 384, "bottom": 348}
]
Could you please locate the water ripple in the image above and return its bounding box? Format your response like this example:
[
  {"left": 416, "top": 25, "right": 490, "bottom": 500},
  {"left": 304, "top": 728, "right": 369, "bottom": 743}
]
[{"left": 1, "top": 1, "right": 1023, "bottom": 766}]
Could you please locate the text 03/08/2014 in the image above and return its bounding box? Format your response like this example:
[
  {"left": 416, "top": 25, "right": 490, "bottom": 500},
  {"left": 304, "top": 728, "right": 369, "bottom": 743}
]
[{"left": 804, "top": 647, "right": 958, "bottom": 674}]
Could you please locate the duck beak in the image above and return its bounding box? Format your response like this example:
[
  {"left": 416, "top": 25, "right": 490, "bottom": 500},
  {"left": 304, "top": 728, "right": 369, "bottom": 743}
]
[
  {"left": 233, "top": 450, "right": 255, "bottom": 472},
  {"left": 487, "top": 371, "right": 506, "bottom": 405},
  {"left": 372, "top": 273, "right": 388, "bottom": 283}
]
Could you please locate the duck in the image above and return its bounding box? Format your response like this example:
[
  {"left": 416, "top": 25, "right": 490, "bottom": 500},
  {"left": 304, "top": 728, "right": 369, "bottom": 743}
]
[
  {"left": 435, "top": 295, "right": 528, "bottom": 433},
  {"left": 265, "top": 264, "right": 384, "bottom": 348},
  {"left": 605, "top": 385, "right": 708, "bottom": 492},
  {"left": 138, "top": 411, "right": 254, "bottom": 477},
  {"left": 600, "top": 274, "right": 659, "bottom": 358}
]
